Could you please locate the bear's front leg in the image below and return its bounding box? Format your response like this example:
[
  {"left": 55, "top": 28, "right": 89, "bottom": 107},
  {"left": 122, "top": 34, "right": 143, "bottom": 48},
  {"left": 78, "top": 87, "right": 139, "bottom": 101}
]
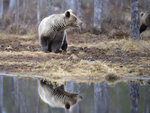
[
  {"left": 40, "top": 37, "right": 49, "bottom": 53},
  {"left": 61, "top": 36, "right": 68, "bottom": 52}
]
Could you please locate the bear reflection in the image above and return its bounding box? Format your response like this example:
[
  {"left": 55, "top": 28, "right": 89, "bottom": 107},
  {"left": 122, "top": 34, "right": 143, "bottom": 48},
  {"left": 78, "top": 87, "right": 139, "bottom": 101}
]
[{"left": 38, "top": 80, "right": 82, "bottom": 110}]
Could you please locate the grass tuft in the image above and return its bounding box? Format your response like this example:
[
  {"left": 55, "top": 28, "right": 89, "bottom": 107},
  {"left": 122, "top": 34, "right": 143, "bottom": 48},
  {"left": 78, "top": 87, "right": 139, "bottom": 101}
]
[{"left": 105, "top": 73, "right": 119, "bottom": 82}]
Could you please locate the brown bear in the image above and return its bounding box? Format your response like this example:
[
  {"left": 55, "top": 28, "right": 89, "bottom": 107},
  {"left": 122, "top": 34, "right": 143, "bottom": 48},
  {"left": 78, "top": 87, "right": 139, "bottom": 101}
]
[
  {"left": 140, "top": 12, "right": 150, "bottom": 33},
  {"left": 38, "top": 9, "right": 82, "bottom": 53},
  {"left": 38, "top": 80, "right": 82, "bottom": 110}
]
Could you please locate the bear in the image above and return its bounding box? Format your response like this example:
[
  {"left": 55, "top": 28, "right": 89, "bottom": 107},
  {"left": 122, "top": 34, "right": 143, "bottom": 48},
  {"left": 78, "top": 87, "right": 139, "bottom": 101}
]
[
  {"left": 38, "top": 9, "right": 82, "bottom": 53},
  {"left": 140, "top": 12, "right": 150, "bottom": 34},
  {"left": 38, "top": 79, "right": 82, "bottom": 110}
]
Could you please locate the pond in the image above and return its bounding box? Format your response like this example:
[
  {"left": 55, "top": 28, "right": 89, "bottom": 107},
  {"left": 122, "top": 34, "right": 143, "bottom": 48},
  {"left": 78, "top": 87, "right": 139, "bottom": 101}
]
[{"left": 0, "top": 74, "right": 150, "bottom": 113}]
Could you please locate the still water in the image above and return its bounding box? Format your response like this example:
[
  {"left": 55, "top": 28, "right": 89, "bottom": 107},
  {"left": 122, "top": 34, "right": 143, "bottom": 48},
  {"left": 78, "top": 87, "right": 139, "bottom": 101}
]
[{"left": 0, "top": 75, "right": 150, "bottom": 113}]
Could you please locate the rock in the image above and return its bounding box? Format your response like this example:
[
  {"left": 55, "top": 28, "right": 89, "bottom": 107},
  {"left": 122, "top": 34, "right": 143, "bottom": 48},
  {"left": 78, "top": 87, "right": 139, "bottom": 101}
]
[{"left": 69, "top": 54, "right": 79, "bottom": 60}]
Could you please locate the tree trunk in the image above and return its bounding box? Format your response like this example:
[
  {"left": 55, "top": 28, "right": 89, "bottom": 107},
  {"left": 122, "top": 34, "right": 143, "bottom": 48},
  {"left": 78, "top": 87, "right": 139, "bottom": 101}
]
[
  {"left": 65, "top": 82, "right": 74, "bottom": 113},
  {"left": 8, "top": 0, "right": 16, "bottom": 11},
  {"left": 46, "top": 0, "right": 50, "bottom": 16},
  {"left": 13, "top": 78, "right": 20, "bottom": 113},
  {"left": 37, "top": 0, "right": 41, "bottom": 24},
  {"left": 70, "top": 0, "right": 75, "bottom": 12},
  {"left": 36, "top": 81, "right": 40, "bottom": 113},
  {"left": 103, "top": 0, "right": 110, "bottom": 21},
  {"left": 94, "top": 0, "right": 102, "bottom": 29},
  {"left": 128, "top": 81, "right": 140, "bottom": 113},
  {"left": 76, "top": 0, "right": 82, "bottom": 20},
  {"left": 103, "top": 82, "right": 110, "bottom": 113},
  {"left": 15, "top": 0, "right": 19, "bottom": 33},
  {"left": 61, "top": 0, "right": 65, "bottom": 12},
  {"left": 0, "top": 0, "right": 3, "bottom": 19},
  {"left": 23, "top": 0, "right": 27, "bottom": 24},
  {"left": 51, "top": 0, "right": 55, "bottom": 14},
  {"left": 65, "top": 82, "right": 74, "bottom": 93},
  {"left": 94, "top": 83, "right": 102, "bottom": 113},
  {"left": 0, "top": 76, "right": 3, "bottom": 113},
  {"left": 76, "top": 83, "right": 81, "bottom": 113},
  {"left": 130, "top": 0, "right": 140, "bottom": 40}
]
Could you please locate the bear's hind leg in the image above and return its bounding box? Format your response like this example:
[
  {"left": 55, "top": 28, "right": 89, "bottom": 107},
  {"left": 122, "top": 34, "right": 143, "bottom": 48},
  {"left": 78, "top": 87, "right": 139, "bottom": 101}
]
[
  {"left": 48, "top": 41, "right": 52, "bottom": 52},
  {"left": 40, "top": 36, "right": 49, "bottom": 52}
]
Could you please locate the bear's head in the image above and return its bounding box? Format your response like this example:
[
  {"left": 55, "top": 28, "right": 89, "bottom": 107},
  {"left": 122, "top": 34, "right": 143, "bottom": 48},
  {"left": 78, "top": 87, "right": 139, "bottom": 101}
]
[
  {"left": 64, "top": 9, "right": 82, "bottom": 29},
  {"left": 64, "top": 93, "right": 82, "bottom": 110},
  {"left": 140, "top": 12, "right": 150, "bottom": 26},
  {"left": 38, "top": 80, "right": 82, "bottom": 111}
]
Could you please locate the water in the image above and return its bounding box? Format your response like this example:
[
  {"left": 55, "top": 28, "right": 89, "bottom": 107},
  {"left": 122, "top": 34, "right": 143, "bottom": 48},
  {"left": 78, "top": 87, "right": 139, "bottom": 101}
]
[{"left": 0, "top": 75, "right": 150, "bottom": 113}]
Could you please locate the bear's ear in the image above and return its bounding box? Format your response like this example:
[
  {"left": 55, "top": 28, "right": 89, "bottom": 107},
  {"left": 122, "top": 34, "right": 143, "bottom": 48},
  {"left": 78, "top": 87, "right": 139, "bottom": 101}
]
[{"left": 65, "top": 11, "right": 70, "bottom": 18}]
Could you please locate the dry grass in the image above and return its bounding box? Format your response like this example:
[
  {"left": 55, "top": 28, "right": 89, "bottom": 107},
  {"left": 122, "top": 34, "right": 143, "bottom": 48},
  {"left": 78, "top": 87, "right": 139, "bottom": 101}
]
[
  {"left": 0, "top": 33, "right": 150, "bottom": 79},
  {"left": 122, "top": 40, "right": 150, "bottom": 52}
]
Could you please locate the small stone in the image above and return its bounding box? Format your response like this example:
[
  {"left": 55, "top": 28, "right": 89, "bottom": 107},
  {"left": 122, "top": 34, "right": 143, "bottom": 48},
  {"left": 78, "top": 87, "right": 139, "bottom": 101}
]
[{"left": 69, "top": 54, "right": 79, "bottom": 60}]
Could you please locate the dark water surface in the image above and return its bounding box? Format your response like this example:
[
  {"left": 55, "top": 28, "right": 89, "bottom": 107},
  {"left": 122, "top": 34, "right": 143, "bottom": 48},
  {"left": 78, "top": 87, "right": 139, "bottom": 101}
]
[{"left": 0, "top": 75, "right": 150, "bottom": 113}]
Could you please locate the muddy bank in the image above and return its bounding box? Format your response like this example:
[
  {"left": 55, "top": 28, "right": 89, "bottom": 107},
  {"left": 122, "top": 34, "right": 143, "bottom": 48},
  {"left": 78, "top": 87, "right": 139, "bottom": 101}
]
[{"left": 0, "top": 33, "right": 150, "bottom": 77}]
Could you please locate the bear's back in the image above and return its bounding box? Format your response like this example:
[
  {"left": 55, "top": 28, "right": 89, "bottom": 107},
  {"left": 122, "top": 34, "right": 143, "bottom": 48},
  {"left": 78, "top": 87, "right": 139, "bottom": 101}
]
[{"left": 38, "top": 14, "right": 65, "bottom": 37}]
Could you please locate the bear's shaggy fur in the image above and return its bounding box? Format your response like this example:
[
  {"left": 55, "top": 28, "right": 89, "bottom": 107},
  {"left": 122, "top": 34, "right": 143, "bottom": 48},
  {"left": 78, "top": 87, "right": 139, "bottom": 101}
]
[
  {"left": 38, "top": 80, "right": 82, "bottom": 110},
  {"left": 38, "top": 9, "right": 82, "bottom": 53},
  {"left": 140, "top": 12, "right": 150, "bottom": 33}
]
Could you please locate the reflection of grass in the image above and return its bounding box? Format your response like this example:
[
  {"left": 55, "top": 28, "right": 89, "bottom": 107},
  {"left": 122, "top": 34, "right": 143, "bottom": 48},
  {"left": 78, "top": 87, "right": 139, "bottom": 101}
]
[{"left": 105, "top": 73, "right": 119, "bottom": 82}]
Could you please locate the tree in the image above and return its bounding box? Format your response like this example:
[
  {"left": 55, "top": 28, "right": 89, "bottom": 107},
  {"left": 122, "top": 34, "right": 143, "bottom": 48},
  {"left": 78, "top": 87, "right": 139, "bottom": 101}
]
[
  {"left": 130, "top": 0, "right": 140, "bottom": 40},
  {"left": 0, "top": 76, "right": 3, "bottom": 113},
  {"left": 103, "top": 0, "right": 110, "bottom": 21},
  {"left": 94, "top": 0, "right": 102, "bottom": 29},
  {"left": 62, "top": 0, "right": 75, "bottom": 12},
  {"left": 61, "top": 0, "right": 65, "bottom": 12},
  {"left": 15, "top": 0, "right": 19, "bottom": 32},
  {"left": 94, "top": 83, "right": 102, "bottom": 113},
  {"left": 103, "top": 82, "right": 110, "bottom": 113},
  {"left": 76, "top": 0, "right": 82, "bottom": 20},
  {"left": 37, "top": 0, "right": 41, "bottom": 24},
  {"left": 128, "top": 81, "right": 140, "bottom": 113},
  {"left": 0, "top": 0, "right": 3, "bottom": 19},
  {"left": 76, "top": 83, "right": 81, "bottom": 113},
  {"left": 46, "top": 0, "right": 50, "bottom": 16},
  {"left": 70, "top": 0, "right": 75, "bottom": 12},
  {"left": 65, "top": 82, "right": 74, "bottom": 93},
  {"left": 50, "top": 0, "right": 55, "bottom": 14},
  {"left": 13, "top": 78, "right": 20, "bottom": 113},
  {"left": 8, "top": 0, "right": 16, "bottom": 11}
]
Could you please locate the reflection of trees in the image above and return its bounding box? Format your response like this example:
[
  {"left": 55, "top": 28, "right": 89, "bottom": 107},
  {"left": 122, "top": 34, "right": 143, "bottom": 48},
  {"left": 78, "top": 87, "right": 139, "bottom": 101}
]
[
  {"left": 0, "top": 76, "right": 3, "bottom": 113},
  {"left": 76, "top": 83, "right": 81, "bottom": 113},
  {"left": 128, "top": 81, "right": 140, "bottom": 113},
  {"left": 13, "top": 78, "right": 20, "bottom": 113},
  {"left": 65, "top": 82, "right": 74, "bottom": 113},
  {"left": 94, "top": 83, "right": 102, "bottom": 113},
  {"left": 103, "top": 82, "right": 110, "bottom": 113}
]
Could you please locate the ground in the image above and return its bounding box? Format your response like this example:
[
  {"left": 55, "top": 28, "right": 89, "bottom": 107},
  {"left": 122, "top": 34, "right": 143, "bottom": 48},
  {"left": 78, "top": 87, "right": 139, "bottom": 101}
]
[{"left": 0, "top": 32, "right": 150, "bottom": 78}]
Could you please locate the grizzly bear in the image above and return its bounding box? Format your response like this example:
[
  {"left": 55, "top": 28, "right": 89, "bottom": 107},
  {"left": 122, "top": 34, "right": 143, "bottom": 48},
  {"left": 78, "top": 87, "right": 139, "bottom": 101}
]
[
  {"left": 140, "top": 12, "right": 150, "bottom": 33},
  {"left": 38, "top": 80, "right": 82, "bottom": 110},
  {"left": 38, "top": 9, "right": 82, "bottom": 53}
]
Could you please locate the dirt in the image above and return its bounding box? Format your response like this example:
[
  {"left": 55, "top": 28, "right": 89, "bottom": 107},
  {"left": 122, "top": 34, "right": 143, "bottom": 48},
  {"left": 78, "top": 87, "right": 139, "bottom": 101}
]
[{"left": 0, "top": 32, "right": 150, "bottom": 78}]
